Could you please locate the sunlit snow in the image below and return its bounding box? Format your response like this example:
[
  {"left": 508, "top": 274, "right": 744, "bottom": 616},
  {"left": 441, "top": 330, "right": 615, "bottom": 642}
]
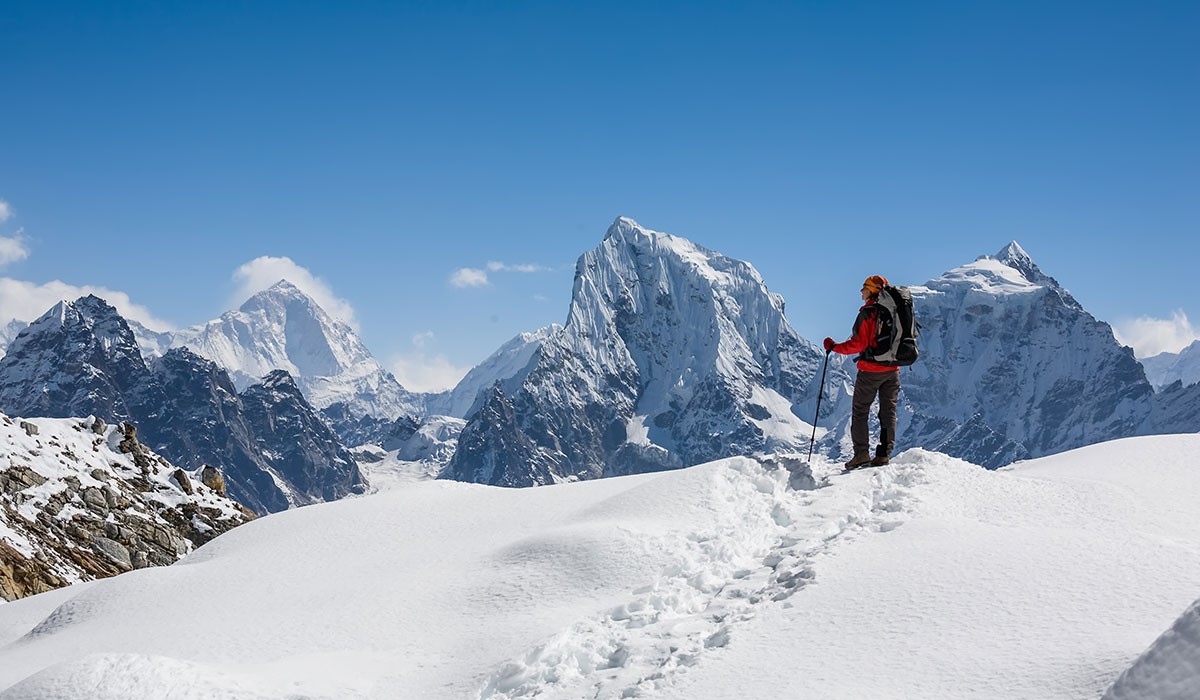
[{"left": 2, "top": 436, "right": 1198, "bottom": 698}]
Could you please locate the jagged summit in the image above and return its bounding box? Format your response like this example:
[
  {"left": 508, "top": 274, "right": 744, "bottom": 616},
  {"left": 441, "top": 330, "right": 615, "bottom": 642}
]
[
  {"left": 596, "top": 217, "right": 764, "bottom": 290},
  {"left": 447, "top": 219, "right": 845, "bottom": 486},
  {"left": 32, "top": 295, "right": 115, "bottom": 328},
  {"left": 259, "top": 368, "right": 298, "bottom": 390},
  {"left": 995, "top": 240, "right": 1030, "bottom": 263},
  {"left": 920, "top": 241, "right": 1078, "bottom": 310},
  {"left": 991, "top": 240, "right": 1053, "bottom": 287}
]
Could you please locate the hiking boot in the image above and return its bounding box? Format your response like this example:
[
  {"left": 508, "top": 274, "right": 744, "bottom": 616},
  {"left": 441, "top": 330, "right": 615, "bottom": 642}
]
[
  {"left": 844, "top": 450, "right": 872, "bottom": 470},
  {"left": 871, "top": 446, "right": 890, "bottom": 467}
]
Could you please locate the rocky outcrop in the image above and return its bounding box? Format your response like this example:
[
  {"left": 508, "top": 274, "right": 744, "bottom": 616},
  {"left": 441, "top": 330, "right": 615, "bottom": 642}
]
[
  {"left": 240, "top": 371, "right": 367, "bottom": 503},
  {"left": 0, "top": 413, "right": 253, "bottom": 601}
]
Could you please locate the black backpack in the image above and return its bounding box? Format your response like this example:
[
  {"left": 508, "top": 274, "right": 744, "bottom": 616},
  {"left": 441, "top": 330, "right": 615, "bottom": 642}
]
[{"left": 867, "top": 285, "right": 920, "bottom": 367}]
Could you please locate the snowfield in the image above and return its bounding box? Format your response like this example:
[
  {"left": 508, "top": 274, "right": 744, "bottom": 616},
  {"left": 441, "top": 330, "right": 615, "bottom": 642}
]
[{"left": 1, "top": 436, "right": 1199, "bottom": 699}]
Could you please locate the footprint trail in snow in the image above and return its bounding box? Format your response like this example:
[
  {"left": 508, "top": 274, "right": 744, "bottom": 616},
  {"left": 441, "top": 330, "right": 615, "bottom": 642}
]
[{"left": 477, "top": 454, "right": 928, "bottom": 700}]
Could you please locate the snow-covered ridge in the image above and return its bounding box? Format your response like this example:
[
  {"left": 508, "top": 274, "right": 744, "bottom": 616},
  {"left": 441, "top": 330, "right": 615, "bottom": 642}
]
[
  {"left": 3, "top": 435, "right": 1199, "bottom": 698},
  {"left": 0, "top": 412, "right": 252, "bottom": 601},
  {"left": 911, "top": 240, "right": 1071, "bottom": 300},
  {"left": 1140, "top": 339, "right": 1200, "bottom": 390},
  {"left": 426, "top": 325, "right": 560, "bottom": 419}
]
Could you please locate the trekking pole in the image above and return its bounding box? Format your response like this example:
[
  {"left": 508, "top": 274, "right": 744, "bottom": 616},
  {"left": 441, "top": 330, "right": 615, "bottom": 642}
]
[{"left": 807, "top": 349, "right": 831, "bottom": 463}]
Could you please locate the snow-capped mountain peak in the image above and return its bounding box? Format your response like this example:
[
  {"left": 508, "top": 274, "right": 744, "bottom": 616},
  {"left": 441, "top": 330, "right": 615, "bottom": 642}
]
[
  {"left": 448, "top": 217, "right": 845, "bottom": 485},
  {"left": 895, "top": 242, "right": 1151, "bottom": 466},
  {"left": 172, "top": 279, "right": 419, "bottom": 420},
  {"left": 915, "top": 240, "right": 1083, "bottom": 312}
]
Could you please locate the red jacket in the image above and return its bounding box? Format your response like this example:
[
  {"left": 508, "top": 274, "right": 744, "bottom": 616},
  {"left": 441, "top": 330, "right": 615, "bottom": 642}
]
[{"left": 830, "top": 300, "right": 900, "bottom": 373}]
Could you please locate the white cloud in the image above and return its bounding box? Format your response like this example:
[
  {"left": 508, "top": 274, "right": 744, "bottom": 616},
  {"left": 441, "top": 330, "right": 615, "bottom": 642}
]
[
  {"left": 389, "top": 352, "right": 471, "bottom": 393},
  {"left": 449, "top": 267, "right": 489, "bottom": 288},
  {"left": 0, "top": 235, "right": 29, "bottom": 268},
  {"left": 232, "top": 256, "right": 359, "bottom": 330},
  {"left": 0, "top": 200, "right": 11, "bottom": 223},
  {"left": 412, "top": 331, "right": 435, "bottom": 348},
  {"left": 0, "top": 278, "right": 174, "bottom": 331},
  {"left": 1113, "top": 310, "right": 1200, "bottom": 358},
  {"left": 486, "top": 261, "right": 549, "bottom": 273}
]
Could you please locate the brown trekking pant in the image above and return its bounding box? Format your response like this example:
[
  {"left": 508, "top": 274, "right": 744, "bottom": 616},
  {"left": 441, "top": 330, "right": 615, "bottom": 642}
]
[{"left": 851, "top": 369, "right": 900, "bottom": 456}]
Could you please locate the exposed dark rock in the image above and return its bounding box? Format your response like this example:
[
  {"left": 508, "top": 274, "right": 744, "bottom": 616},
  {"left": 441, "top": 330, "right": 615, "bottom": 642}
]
[
  {"left": 200, "top": 466, "right": 226, "bottom": 497},
  {"left": 239, "top": 371, "right": 367, "bottom": 502},
  {"left": 173, "top": 469, "right": 194, "bottom": 494}
]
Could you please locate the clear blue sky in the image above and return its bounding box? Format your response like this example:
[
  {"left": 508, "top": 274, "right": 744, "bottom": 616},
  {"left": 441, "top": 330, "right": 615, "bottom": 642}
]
[{"left": 1, "top": 0, "right": 1197, "bottom": 389}]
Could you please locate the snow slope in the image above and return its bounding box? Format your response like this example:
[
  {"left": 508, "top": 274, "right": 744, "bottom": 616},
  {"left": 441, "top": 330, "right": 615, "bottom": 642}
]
[
  {"left": 1141, "top": 340, "right": 1200, "bottom": 390},
  {"left": 1, "top": 436, "right": 1198, "bottom": 699},
  {"left": 424, "top": 325, "right": 560, "bottom": 419}
]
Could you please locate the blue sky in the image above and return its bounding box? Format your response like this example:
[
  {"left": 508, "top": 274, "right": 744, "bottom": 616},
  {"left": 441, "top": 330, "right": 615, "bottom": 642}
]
[{"left": 1, "top": 0, "right": 1196, "bottom": 390}]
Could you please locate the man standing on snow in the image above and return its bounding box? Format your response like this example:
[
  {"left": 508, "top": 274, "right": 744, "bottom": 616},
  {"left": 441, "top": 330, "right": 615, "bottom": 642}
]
[{"left": 824, "top": 275, "right": 900, "bottom": 470}]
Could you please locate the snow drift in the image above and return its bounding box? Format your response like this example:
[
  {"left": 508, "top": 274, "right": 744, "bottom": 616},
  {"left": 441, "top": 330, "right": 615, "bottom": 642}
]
[{"left": 2, "top": 434, "right": 1199, "bottom": 698}]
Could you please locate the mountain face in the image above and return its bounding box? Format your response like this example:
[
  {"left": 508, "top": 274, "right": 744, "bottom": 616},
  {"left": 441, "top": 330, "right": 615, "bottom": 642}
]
[
  {"left": 1141, "top": 340, "right": 1200, "bottom": 390},
  {"left": 1, "top": 413, "right": 253, "bottom": 601},
  {"left": 240, "top": 371, "right": 366, "bottom": 503},
  {"left": 424, "top": 325, "right": 561, "bottom": 419},
  {"left": 0, "top": 296, "right": 366, "bottom": 514},
  {"left": 0, "top": 296, "right": 154, "bottom": 423},
  {"left": 172, "top": 280, "right": 420, "bottom": 422},
  {"left": 447, "top": 217, "right": 849, "bottom": 486},
  {"left": 891, "top": 242, "right": 1155, "bottom": 466}
]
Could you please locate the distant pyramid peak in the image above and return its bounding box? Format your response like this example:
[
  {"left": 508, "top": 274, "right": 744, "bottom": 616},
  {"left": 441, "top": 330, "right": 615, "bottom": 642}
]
[
  {"left": 995, "top": 240, "right": 1031, "bottom": 264},
  {"left": 267, "top": 279, "right": 303, "bottom": 294},
  {"left": 238, "top": 279, "right": 326, "bottom": 317},
  {"left": 991, "top": 241, "right": 1046, "bottom": 283}
]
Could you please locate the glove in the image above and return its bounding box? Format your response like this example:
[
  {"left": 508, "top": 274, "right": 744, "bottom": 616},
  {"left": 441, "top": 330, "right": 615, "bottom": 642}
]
[{"left": 823, "top": 337, "right": 836, "bottom": 352}]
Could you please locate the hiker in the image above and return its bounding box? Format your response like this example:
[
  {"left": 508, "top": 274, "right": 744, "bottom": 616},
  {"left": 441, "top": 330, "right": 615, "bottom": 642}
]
[{"left": 824, "top": 275, "right": 901, "bottom": 469}]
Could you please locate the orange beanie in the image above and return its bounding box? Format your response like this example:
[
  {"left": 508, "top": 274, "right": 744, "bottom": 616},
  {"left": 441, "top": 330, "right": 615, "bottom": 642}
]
[{"left": 862, "top": 275, "right": 888, "bottom": 294}]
